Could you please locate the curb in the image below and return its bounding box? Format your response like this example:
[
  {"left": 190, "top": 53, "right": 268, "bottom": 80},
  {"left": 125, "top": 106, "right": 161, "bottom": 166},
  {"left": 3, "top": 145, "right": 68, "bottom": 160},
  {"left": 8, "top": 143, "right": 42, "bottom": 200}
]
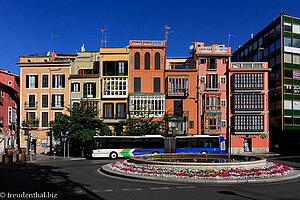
[{"left": 101, "top": 164, "right": 300, "bottom": 184}]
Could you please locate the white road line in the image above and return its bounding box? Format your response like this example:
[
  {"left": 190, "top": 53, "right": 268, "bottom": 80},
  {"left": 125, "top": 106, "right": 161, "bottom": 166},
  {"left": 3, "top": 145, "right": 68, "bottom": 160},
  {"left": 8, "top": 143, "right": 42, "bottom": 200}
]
[
  {"left": 103, "top": 189, "right": 113, "bottom": 192},
  {"left": 176, "top": 186, "right": 196, "bottom": 189},
  {"left": 150, "top": 187, "right": 170, "bottom": 190},
  {"left": 122, "top": 188, "right": 142, "bottom": 191}
]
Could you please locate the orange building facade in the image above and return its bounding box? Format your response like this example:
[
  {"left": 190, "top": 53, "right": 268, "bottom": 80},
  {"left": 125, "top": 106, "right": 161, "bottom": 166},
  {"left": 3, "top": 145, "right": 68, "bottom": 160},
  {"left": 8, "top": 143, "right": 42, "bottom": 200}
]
[
  {"left": 165, "top": 57, "right": 198, "bottom": 135},
  {"left": 229, "top": 62, "right": 271, "bottom": 153},
  {"left": 129, "top": 40, "right": 166, "bottom": 118}
]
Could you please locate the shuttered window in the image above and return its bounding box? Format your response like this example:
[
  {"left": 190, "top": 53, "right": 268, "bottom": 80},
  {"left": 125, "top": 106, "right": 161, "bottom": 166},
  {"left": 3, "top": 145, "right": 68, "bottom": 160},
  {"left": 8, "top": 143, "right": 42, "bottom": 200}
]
[
  {"left": 26, "top": 75, "right": 38, "bottom": 88},
  {"left": 134, "top": 77, "right": 141, "bottom": 93},
  {"left": 145, "top": 52, "right": 150, "bottom": 70},
  {"left": 134, "top": 52, "right": 140, "bottom": 70},
  {"left": 155, "top": 52, "right": 160, "bottom": 70},
  {"left": 83, "top": 82, "right": 96, "bottom": 98},
  {"left": 154, "top": 78, "right": 160, "bottom": 93},
  {"left": 52, "top": 74, "right": 65, "bottom": 88}
]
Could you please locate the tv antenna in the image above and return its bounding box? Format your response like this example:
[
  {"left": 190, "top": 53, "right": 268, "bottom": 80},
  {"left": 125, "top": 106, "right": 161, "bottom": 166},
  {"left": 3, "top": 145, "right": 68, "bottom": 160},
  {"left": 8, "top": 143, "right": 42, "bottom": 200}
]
[
  {"left": 164, "top": 25, "right": 173, "bottom": 44},
  {"left": 51, "top": 33, "right": 55, "bottom": 52},
  {"left": 228, "top": 34, "right": 235, "bottom": 47},
  {"left": 101, "top": 26, "right": 108, "bottom": 48}
]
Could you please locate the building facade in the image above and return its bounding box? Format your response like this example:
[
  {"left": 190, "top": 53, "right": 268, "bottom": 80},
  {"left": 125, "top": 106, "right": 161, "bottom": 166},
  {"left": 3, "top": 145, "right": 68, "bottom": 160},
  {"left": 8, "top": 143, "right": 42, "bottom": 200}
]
[
  {"left": 232, "top": 13, "right": 300, "bottom": 151},
  {"left": 192, "top": 42, "right": 231, "bottom": 137},
  {"left": 18, "top": 52, "right": 76, "bottom": 154},
  {"left": 0, "top": 69, "right": 20, "bottom": 154},
  {"left": 229, "top": 62, "right": 271, "bottom": 153},
  {"left": 129, "top": 40, "right": 166, "bottom": 119},
  {"left": 165, "top": 57, "right": 197, "bottom": 135}
]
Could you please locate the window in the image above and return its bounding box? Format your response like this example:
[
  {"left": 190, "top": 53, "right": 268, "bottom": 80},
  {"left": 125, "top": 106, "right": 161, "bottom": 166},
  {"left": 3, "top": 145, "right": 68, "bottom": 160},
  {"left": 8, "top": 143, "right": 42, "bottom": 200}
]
[
  {"left": 134, "top": 52, "right": 140, "bottom": 70},
  {"left": 102, "top": 77, "right": 127, "bottom": 97},
  {"left": 293, "top": 39, "right": 300, "bottom": 48},
  {"left": 270, "top": 43, "right": 275, "bottom": 54},
  {"left": 26, "top": 112, "right": 36, "bottom": 120},
  {"left": 221, "top": 99, "right": 226, "bottom": 107},
  {"left": 294, "top": 54, "right": 300, "bottom": 64},
  {"left": 220, "top": 76, "right": 226, "bottom": 84},
  {"left": 134, "top": 77, "right": 141, "bottom": 93},
  {"left": 41, "top": 112, "right": 49, "bottom": 127},
  {"left": 234, "top": 115, "right": 264, "bottom": 132},
  {"left": 26, "top": 75, "right": 38, "bottom": 88},
  {"left": 258, "top": 37, "right": 263, "bottom": 47},
  {"left": 42, "top": 74, "right": 49, "bottom": 88},
  {"left": 199, "top": 58, "right": 206, "bottom": 64},
  {"left": 8, "top": 107, "right": 16, "bottom": 124},
  {"left": 275, "top": 24, "right": 281, "bottom": 35},
  {"left": 52, "top": 94, "right": 64, "bottom": 108},
  {"left": 221, "top": 120, "right": 226, "bottom": 128},
  {"left": 129, "top": 95, "right": 165, "bottom": 117},
  {"left": 205, "top": 93, "right": 221, "bottom": 111},
  {"left": 0, "top": 90, "right": 4, "bottom": 97},
  {"left": 189, "top": 121, "right": 194, "bottom": 129},
  {"left": 54, "top": 112, "right": 63, "bottom": 121},
  {"left": 284, "top": 22, "right": 292, "bottom": 32},
  {"left": 204, "top": 113, "right": 221, "bottom": 132},
  {"left": 221, "top": 59, "right": 227, "bottom": 65},
  {"left": 83, "top": 82, "right": 96, "bottom": 98},
  {"left": 52, "top": 74, "right": 65, "bottom": 88},
  {"left": 154, "top": 78, "right": 160, "bottom": 93},
  {"left": 116, "top": 103, "right": 126, "bottom": 119},
  {"left": 208, "top": 58, "right": 216, "bottom": 69},
  {"left": 293, "top": 24, "right": 300, "bottom": 34},
  {"left": 234, "top": 94, "right": 264, "bottom": 111},
  {"left": 253, "top": 41, "right": 257, "bottom": 50},
  {"left": 264, "top": 47, "right": 269, "bottom": 57},
  {"left": 71, "top": 83, "right": 80, "bottom": 92},
  {"left": 276, "top": 39, "right": 281, "bottom": 50},
  {"left": 73, "top": 102, "right": 80, "bottom": 107},
  {"left": 284, "top": 38, "right": 292, "bottom": 47},
  {"left": 155, "top": 52, "right": 160, "bottom": 70},
  {"left": 284, "top": 69, "right": 293, "bottom": 78},
  {"left": 234, "top": 73, "right": 263, "bottom": 90},
  {"left": 168, "top": 76, "right": 188, "bottom": 94},
  {"left": 8, "top": 81, "right": 12, "bottom": 85},
  {"left": 103, "top": 103, "right": 114, "bottom": 119},
  {"left": 103, "top": 61, "right": 128, "bottom": 75},
  {"left": 145, "top": 52, "right": 150, "bottom": 70},
  {"left": 169, "top": 62, "right": 190, "bottom": 69},
  {"left": 28, "top": 94, "right": 36, "bottom": 108},
  {"left": 174, "top": 100, "right": 183, "bottom": 117},
  {"left": 42, "top": 94, "right": 49, "bottom": 108},
  {"left": 206, "top": 74, "right": 218, "bottom": 89},
  {"left": 284, "top": 53, "right": 292, "bottom": 63}
]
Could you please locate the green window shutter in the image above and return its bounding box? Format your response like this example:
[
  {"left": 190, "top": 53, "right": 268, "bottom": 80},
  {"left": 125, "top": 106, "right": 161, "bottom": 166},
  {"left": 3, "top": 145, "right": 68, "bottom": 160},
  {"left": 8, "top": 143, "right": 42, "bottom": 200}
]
[
  {"left": 134, "top": 77, "right": 141, "bottom": 93},
  {"left": 134, "top": 52, "right": 140, "bottom": 70},
  {"left": 155, "top": 52, "right": 160, "bottom": 70},
  {"left": 145, "top": 52, "right": 150, "bottom": 70},
  {"left": 154, "top": 78, "right": 160, "bottom": 93}
]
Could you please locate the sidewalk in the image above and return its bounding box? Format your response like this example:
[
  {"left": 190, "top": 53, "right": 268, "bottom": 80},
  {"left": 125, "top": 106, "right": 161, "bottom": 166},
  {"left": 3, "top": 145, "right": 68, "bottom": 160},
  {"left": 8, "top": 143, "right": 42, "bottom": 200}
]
[{"left": 27, "top": 153, "right": 86, "bottom": 163}]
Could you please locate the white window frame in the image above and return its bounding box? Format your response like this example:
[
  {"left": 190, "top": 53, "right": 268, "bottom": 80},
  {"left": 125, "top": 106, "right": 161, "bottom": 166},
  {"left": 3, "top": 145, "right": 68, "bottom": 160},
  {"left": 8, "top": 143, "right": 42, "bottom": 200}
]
[
  {"left": 41, "top": 93, "right": 49, "bottom": 109},
  {"left": 71, "top": 82, "right": 80, "bottom": 92},
  {"left": 1, "top": 90, "right": 4, "bottom": 97},
  {"left": 129, "top": 95, "right": 165, "bottom": 118},
  {"left": 28, "top": 74, "right": 38, "bottom": 89},
  {"left": 8, "top": 81, "right": 12, "bottom": 85},
  {"left": 28, "top": 93, "right": 36, "bottom": 108},
  {"left": 102, "top": 77, "right": 128, "bottom": 98},
  {"left": 53, "top": 74, "right": 64, "bottom": 88},
  {"left": 199, "top": 76, "right": 206, "bottom": 84},
  {"left": 220, "top": 76, "right": 226, "bottom": 84},
  {"left": 41, "top": 111, "right": 49, "bottom": 127},
  {"left": 41, "top": 73, "right": 50, "bottom": 89},
  {"left": 86, "top": 82, "right": 95, "bottom": 98},
  {"left": 53, "top": 93, "right": 64, "bottom": 108},
  {"left": 221, "top": 99, "right": 226, "bottom": 107},
  {"left": 221, "top": 120, "right": 226, "bottom": 128}
]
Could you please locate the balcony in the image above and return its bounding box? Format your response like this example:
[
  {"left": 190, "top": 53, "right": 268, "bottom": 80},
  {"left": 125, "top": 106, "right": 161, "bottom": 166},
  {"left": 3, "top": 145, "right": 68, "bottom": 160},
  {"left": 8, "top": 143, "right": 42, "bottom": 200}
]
[
  {"left": 167, "top": 76, "right": 189, "bottom": 97},
  {"left": 129, "top": 40, "right": 166, "bottom": 47},
  {"left": 102, "top": 77, "right": 128, "bottom": 98},
  {"left": 203, "top": 113, "right": 222, "bottom": 135},
  {"left": 51, "top": 102, "right": 64, "bottom": 110},
  {"left": 24, "top": 101, "right": 38, "bottom": 110},
  {"left": 78, "top": 68, "right": 99, "bottom": 75}
]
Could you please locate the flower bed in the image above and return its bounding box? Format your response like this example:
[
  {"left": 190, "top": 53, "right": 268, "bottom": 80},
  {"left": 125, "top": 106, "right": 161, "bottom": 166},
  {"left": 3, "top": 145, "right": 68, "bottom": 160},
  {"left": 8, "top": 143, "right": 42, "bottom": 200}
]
[{"left": 108, "top": 159, "right": 293, "bottom": 180}]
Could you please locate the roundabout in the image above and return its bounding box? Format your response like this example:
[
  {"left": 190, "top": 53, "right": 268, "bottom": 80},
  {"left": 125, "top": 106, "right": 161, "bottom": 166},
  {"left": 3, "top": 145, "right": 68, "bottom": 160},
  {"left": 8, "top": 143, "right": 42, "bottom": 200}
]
[{"left": 101, "top": 154, "right": 300, "bottom": 184}]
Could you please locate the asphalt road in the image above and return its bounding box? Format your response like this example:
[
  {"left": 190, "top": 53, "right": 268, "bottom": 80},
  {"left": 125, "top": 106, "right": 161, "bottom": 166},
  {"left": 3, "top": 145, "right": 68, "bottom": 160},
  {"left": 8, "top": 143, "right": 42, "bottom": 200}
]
[{"left": 1, "top": 156, "right": 300, "bottom": 200}]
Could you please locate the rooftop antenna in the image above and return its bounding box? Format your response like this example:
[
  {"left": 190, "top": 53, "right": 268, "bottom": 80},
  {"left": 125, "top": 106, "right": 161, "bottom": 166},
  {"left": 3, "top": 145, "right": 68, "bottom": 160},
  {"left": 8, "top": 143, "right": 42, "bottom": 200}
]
[
  {"left": 101, "top": 26, "right": 108, "bottom": 48},
  {"left": 51, "top": 33, "right": 55, "bottom": 52},
  {"left": 228, "top": 34, "right": 235, "bottom": 47},
  {"left": 164, "top": 25, "right": 173, "bottom": 44}
]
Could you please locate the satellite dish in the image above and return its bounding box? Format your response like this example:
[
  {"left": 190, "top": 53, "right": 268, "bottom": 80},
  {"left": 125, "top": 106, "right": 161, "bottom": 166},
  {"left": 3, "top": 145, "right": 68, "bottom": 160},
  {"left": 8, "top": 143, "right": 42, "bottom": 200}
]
[{"left": 189, "top": 45, "right": 194, "bottom": 50}]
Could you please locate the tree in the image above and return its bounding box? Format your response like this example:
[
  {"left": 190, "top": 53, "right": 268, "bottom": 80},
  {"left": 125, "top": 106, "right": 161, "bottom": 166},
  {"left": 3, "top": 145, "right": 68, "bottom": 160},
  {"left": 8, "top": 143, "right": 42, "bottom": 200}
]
[{"left": 50, "top": 102, "right": 111, "bottom": 157}]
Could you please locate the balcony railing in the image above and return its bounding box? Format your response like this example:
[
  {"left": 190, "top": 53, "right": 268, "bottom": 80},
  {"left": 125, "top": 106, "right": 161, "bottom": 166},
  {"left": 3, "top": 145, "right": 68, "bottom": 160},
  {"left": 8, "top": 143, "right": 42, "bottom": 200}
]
[
  {"left": 78, "top": 69, "right": 99, "bottom": 75},
  {"left": 24, "top": 101, "right": 38, "bottom": 109},
  {"left": 51, "top": 102, "right": 64, "bottom": 109},
  {"left": 102, "top": 114, "right": 127, "bottom": 120}
]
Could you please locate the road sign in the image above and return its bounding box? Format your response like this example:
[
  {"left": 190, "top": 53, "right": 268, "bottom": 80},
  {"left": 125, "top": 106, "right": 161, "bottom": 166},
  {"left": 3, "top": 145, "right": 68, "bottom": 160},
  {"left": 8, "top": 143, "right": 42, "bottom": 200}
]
[{"left": 11, "top": 130, "right": 16, "bottom": 136}]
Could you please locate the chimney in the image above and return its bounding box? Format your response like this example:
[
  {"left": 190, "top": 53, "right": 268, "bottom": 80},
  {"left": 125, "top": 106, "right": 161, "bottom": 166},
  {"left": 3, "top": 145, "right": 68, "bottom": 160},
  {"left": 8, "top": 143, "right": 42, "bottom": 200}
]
[
  {"left": 81, "top": 44, "right": 85, "bottom": 52},
  {"left": 51, "top": 51, "right": 56, "bottom": 61}
]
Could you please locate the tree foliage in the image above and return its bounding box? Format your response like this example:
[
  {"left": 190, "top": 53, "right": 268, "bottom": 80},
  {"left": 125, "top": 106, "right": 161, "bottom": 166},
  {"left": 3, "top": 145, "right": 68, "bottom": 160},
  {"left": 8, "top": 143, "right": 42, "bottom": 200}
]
[{"left": 50, "top": 102, "right": 111, "bottom": 156}]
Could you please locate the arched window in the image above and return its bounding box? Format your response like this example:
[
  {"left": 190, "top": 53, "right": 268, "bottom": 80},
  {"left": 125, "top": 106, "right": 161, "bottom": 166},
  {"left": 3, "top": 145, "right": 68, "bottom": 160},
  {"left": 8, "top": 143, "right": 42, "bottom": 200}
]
[
  {"left": 155, "top": 52, "right": 160, "bottom": 70},
  {"left": 134, "top": 52, "right": 140, "bottom": 70},
  {"left": 145, "top": 52, "right": 150, "bottom": 70}
]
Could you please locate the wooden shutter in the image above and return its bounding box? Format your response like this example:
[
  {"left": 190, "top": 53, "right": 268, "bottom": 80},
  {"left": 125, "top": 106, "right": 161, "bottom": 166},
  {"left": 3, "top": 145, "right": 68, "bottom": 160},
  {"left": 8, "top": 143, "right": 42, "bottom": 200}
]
[
  {"left": 134, "top": 52, "right": 140, "bottom": 70},
  {"left": 52, "top": 95, "right": 55, "bottom": 107},
  {"left": 154, "top": 78, "right": 160, "bottom": 93},
  {"left": 92, "top": 83, "right": 96, "bottom": 98},
  {"left": 62, "top": 75, "right": 65, "bottom": 88},
  {"left": 26, "top": 75, "right": 29, "bottom": 88},
  {"left": 145, "top": 52, "right": 150, "bottom": 70},
  {"left": 134, "top": 78, "right": 141, "bottom": 93},
  {"left": 35, "top": 75, "right": 38, "bottom": 88},
  {"left": 174, "top": 100, "right": 182, "bottom": 117},
  {"left": 83, "top": 83, "right": 87, "bottom": 98},
  {"left": 61, "top": 94, "right": 64, "bottom": 107},
  {"left": 71, "top": 83, "right": 74, "bottom": 92},
  {"left": 155, "top": 52, "right": 160, "bottom": 70},
  {"left": 52, "top": 75, "right": 56, "bottom": 88}
]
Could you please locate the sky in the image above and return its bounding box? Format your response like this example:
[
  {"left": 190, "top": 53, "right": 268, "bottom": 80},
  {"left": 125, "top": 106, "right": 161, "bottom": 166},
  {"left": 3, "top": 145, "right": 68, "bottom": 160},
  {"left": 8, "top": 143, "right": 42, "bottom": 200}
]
[{"left": 1, "top": 0, "right": 300, "bottom": 75}]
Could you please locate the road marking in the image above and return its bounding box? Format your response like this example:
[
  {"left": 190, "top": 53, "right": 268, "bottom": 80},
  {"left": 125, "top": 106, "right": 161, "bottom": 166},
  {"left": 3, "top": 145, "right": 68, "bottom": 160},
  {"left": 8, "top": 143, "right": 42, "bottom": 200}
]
[
  {"left": 176, "top": 186, "right": 196, "bottom": 189},
  {"left": 150, "top": 187, "right": 170, "bottom": 190},
  {"left": 122, "top": 188, "right": 142, "bottom": 191},
  {"left": 75, "top": 190, "right": 83, "bottom": 194}
]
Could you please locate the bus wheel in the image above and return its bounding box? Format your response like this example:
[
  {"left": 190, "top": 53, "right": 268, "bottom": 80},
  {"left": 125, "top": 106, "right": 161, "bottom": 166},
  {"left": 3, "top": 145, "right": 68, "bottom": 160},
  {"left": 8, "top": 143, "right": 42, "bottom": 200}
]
[
  {"left": 200, "top": 151, "right": 208, "bottom": 155},
  {"left": 110, "top": 152, "right": 118, "bottom": 159},
  {"left": 152, "top": 151, "right": 159, "bottom": 155}
]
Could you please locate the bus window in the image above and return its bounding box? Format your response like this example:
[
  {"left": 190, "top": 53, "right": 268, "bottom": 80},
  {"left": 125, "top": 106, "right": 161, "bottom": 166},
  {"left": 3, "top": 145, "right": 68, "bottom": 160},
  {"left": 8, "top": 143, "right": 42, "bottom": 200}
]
[{"left": 188, "top": 139, "right": 198, "bottom": 148}]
